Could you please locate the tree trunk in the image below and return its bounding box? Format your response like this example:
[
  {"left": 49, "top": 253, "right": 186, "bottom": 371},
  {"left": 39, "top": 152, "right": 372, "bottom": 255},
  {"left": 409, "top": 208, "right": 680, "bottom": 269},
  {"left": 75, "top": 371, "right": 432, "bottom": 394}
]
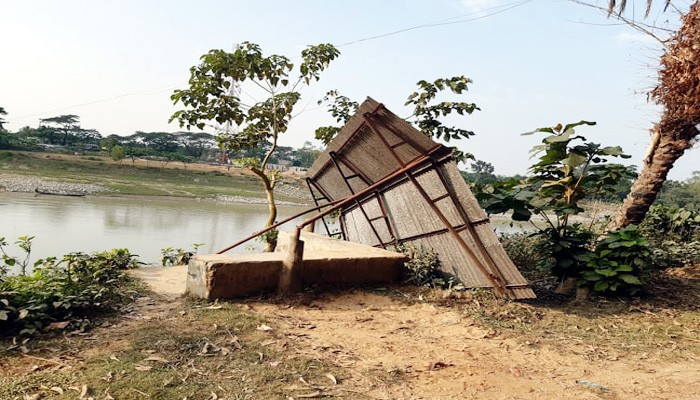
[
  {"left": 263, "top": 184, "right": 278, "bottom": 252},
  {"left": 609, "top": 3, "right": 700, "bottom": 230},
  {"left": 609, "top": 128, "right": 695, "bottom": 230}
]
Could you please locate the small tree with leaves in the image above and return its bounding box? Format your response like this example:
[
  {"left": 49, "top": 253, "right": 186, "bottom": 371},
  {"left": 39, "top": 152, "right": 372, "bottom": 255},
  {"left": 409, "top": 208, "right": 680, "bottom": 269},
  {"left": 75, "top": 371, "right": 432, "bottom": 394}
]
[
  {"left": 479, "top": 121, "right": 636, "bottom": 293},
  {"left": 316, "top": 76, "right": 479, "bottom": 162},
  {"left": 0, "top": 107, "right": 7, "bottom": 132},
  {"left": 171, "top": 42, "right": 339, "bottom": 251}
]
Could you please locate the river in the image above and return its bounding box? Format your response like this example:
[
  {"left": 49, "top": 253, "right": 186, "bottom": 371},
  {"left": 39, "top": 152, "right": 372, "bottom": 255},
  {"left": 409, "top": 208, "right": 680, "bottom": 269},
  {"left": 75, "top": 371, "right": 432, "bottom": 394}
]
[
  {"left": 0, "top": 192, "right": 309, "bottom": 269},
  {"left": 1, "top": 192, "right": 527, "bottom": 273}
]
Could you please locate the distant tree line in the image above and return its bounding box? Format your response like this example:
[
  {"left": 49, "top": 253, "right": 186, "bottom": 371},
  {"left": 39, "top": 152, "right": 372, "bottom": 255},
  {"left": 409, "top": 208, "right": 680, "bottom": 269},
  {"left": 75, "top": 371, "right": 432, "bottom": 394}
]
[{"left": 0, "top": 111, "right": 322, "bottom": 168}]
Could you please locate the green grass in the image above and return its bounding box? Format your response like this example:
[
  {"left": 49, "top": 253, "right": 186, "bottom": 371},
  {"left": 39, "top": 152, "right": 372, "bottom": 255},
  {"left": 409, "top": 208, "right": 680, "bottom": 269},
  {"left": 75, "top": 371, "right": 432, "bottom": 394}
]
[{"left": 0, "top": 150, "right": 306, "bottom": 203}]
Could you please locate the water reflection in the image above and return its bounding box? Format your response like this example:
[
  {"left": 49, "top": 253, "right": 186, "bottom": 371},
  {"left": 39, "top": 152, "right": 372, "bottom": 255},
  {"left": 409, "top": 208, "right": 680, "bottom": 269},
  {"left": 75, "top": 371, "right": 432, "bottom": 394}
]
[
  {"left": 1, "top": 192, "right": 528, "bottom": 273},
  {"left": 1, "top": 192, "right": 307, "bottom": 267}
]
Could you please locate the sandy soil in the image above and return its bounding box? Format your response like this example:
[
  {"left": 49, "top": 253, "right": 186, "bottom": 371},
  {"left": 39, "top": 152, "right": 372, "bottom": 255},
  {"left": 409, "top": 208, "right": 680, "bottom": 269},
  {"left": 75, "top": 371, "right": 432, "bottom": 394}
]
[
  {"left": 121, "top": 264, "right": 700, "bottom": 399},
  {"left": 246, "top": 291, "right": 700, "bottom": 400}
]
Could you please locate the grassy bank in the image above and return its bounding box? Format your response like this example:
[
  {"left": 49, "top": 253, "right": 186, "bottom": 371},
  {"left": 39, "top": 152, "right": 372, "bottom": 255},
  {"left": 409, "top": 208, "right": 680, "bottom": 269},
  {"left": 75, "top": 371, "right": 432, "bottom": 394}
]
[
  {"left": 0, "top": 151, "right": 308, "bottom": 203},
  {"left": 0, "top": 298, "right": 346, "bottom": 399}
]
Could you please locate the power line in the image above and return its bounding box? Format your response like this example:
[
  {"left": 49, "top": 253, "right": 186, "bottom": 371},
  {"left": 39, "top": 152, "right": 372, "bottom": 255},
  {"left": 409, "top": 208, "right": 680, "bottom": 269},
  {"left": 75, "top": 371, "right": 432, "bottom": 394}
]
[
  {"left": 7, "top": 1, "right": 532, "bottom": 124},
  {"left": 336, "top": 0, "right": 533, "bottom": 47}
]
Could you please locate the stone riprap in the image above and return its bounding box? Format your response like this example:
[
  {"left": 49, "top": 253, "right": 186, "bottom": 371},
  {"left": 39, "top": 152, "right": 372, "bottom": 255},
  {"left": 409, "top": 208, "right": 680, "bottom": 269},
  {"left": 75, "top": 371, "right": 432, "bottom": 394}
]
[{"left": 0, "top": 173, "right": 110, "bottom": 195}]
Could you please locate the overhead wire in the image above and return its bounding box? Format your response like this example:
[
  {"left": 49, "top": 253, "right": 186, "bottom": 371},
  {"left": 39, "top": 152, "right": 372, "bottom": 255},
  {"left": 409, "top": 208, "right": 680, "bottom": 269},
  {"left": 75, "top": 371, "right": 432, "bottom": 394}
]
[{"left": 6, "top": 1, "right": 533, "bottom": 125}]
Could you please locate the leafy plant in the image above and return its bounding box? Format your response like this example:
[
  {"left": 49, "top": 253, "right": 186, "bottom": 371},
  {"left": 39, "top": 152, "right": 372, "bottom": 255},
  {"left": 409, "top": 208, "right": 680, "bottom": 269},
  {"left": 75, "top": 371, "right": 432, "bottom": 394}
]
[
  {"left": 478, "top": 121, "right": 635, "bottom": 291},
  {"left": 171, "top": 42, "right": 340, "bottom": 252},
  {"left": 0, "top": 235, "right": 42, "bottom": 276},
  {"left": 1, "top": 245, "right": 140, "bottom": 336},
  {"left": 579, "top": 225, "right": 650, "bottom": 294},
  {"left": 161, "top": 243, "right": 204, "bottom": 267},
  {"left": 398, "top": 244, "right": 463, "bottom": 289}
]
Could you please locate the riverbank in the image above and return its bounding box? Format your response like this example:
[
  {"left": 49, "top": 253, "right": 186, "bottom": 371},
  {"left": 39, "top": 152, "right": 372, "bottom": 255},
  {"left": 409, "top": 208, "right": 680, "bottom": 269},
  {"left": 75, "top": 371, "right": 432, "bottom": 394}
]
[
  {"left": 0, "top": 150, "right": 311, "bottom": 205},
  {"left": 2, "top": 264, "right": 699, "bottom": 399}
]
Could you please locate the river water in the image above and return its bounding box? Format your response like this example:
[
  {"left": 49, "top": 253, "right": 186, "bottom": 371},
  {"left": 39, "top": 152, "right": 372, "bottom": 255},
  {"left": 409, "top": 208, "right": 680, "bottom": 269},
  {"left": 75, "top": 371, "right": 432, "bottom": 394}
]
[
  {"left": 1, "top": 191, "right": 527, "bottom": 273},
  {"left": 0, "top": 192, "right": 308, "bottom": 269}
]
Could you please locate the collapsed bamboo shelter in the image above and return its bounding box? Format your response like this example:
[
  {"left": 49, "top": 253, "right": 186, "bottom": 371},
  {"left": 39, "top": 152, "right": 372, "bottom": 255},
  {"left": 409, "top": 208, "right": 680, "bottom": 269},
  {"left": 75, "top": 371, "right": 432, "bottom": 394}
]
[{"left": 306, "top": 97, "right": 535, "bottom": 299}]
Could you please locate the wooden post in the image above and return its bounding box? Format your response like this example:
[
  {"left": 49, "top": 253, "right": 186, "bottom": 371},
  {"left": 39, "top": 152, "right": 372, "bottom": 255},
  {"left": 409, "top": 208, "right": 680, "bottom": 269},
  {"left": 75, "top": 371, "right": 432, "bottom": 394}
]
[{"left": 278, "top": 227, "right": 304, "bottom": 294}]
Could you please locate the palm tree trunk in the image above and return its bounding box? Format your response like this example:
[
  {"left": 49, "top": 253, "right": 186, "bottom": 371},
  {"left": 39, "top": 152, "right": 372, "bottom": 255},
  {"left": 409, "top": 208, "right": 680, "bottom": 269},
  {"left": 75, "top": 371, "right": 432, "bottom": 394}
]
[
  {"left": 609, "top": 2, "right": 700, "bottom": 230},
  {"left": 609, "top": 126, "right": 696, "bottom": 230}
]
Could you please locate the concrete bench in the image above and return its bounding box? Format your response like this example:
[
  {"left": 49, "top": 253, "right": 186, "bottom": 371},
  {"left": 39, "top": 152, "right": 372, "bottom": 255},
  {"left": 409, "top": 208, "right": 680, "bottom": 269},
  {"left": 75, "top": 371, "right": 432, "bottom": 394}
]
[{"left": 186, "top": 231, "right": 407, "bottom": 300}]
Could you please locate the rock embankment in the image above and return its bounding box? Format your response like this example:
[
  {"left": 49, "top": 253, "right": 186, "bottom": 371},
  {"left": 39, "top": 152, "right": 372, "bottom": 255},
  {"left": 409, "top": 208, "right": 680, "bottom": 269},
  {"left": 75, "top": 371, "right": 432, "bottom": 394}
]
[
  {"left": 0, "top": 174, "right": 110, "bottom": 195},
  {"left": 214, "top": 195, "right": 301, "bottom": 206}
]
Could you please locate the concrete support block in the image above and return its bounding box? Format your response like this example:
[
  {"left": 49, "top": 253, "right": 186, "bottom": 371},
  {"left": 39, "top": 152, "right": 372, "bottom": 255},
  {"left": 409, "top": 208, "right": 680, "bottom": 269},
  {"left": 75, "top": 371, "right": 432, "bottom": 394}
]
[
  {"left": 185, "top": 231, "right": 409, "bottom": 301},
  {"left": 187, "top": 253, "right": 283, "bottom": 300}
]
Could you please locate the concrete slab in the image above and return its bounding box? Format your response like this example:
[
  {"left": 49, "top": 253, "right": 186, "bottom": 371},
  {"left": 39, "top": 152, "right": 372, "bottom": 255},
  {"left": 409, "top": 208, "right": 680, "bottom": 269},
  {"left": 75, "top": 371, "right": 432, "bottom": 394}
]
[
  {"left": 187, "top": 253, "right": 283, "bottom": 300},
  {"left": 129, "top": 231, "right": 408, "bottom": 301}
]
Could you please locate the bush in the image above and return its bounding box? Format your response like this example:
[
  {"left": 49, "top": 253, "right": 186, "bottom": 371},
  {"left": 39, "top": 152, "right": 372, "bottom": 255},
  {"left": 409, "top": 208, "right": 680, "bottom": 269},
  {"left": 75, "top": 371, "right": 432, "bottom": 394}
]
[
  {"left": 398, "top": 244, "right": 463, "bottom": 289},
  {"left": 500, "top": 233, "right": 553, "bottom": 280},
  {"left": 640, "top": 205, "right": 700, "bottom": 268},
  {"left": 0, "top": 248, "right": 140, "bottom": 336},
  {"left": 579, "top": 225, "right": 650, "bottom": 295}
]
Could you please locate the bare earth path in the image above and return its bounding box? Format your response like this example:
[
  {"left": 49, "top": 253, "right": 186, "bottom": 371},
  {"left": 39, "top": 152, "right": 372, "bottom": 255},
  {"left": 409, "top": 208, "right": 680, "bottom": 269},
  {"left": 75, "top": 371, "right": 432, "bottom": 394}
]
[
  {"left": 5, "top": 267, "right": 696, "bottom": 399},
  {"left": 247, "top": 291, "right": 699, "bottom": 399},
  {"left": 127, "top": 264, "right": 700, "bottom": 399}
]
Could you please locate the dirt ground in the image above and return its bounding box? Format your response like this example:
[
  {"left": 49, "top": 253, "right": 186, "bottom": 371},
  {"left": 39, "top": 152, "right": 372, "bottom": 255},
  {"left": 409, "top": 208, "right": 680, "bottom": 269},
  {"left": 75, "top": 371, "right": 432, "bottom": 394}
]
[
  {"left": 2, "top": 266, "right": 699, "bottom": 399},
  {"left": 248, "top": 289, "right": 700, "bottom": 400}
]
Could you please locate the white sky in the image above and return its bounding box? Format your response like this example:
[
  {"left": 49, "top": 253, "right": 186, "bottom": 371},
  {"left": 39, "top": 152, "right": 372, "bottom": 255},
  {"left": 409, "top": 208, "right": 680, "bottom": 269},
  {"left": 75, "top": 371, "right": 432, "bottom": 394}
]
[{"left": 1, "top": 0, "right": 696, "bottom": 180}]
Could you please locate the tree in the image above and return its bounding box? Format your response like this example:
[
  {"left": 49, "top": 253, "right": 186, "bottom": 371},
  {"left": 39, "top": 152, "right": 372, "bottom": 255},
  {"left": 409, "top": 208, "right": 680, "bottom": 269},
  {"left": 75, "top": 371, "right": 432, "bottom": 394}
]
[
  {"left": 316, "top": 76, "right": 480, "bottom": 163},
  {"left": 583, "top": 2, "right": 700, "bottom": 230},
  {"left": 110, "top": 145, "right": 125, "bottom": 163},
  {"left": 39, "top": 114, "right": 80, "bottom": 146},
  {"left": 294, "top": 141, "right": 322, "bottom": 168},
  {"left": 36, "top": 114, "right": 101, "bottom": 148},
  {"left": 610, "top": 3, "right": 700, "bottom": 229},
  {"left": 171, "top": 42, "right": 340, "bottom": 251},
  {"left": 479, "top": 121, "right": 636, "bottom": 294},
  {"left": 0, "top": 107, "right": 7, "bottom": 131}
]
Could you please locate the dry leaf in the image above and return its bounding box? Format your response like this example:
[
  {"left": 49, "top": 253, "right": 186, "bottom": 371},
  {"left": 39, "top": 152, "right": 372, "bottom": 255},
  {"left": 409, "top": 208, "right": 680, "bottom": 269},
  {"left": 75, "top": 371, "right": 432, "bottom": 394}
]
[
  {"left": 46, "top": 321, "right": 70, "bottom": 330},
  {"left": 429, "top": 361, "right": 453, "bottom": 371},
  {"left": 325, "top": 373, "right": 338, "bottom": 385},
  {"left": 256, "top": 324, "right": 273, "bottom": 331},
  {"left": 50, "top": 386, "right": 64, "bottom": 394},
  {"left": 207, "top": 392, "right": 219, "bottom": 400},
  {"left": 23, "top": 394, "right": 40, "bottom": 400},
  {"left": 134, "top": 364, "right": 152, "bottom": 371},
  {"left": 109, "top": 354, "right": 120, "bottom": 361},
  {"left": 144, "top": 355, "right": 169, "bottom": 363},
  {"left": 80, "top": 384, "right": 89, "bottom": 398},
  {"left": 296, "top": 391, "right": 323, "bottom": 398},
  {"left": 205, "top": 305, "right": 222, "bottom": 310}
]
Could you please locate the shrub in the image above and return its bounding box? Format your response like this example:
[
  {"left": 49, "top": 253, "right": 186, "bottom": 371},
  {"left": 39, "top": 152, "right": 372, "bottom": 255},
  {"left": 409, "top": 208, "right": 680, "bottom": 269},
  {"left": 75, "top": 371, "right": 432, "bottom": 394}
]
[
  {"left": 161, "top": 243, "right": 204, "bottom": 266},
  {"left": 500, "top": 232, "right": 553, "bottom": 279},
  {"left": 0, "top": 247, "right": 140, "bottom": 336},
  {"left": 640, "top": 205, "right": 700, "bottom": 268},
  {"left": 579, "top": 225, "right": 650, "bottom": 295},
  {"left": 398, "top": 244, "right": 463, "bottom": 289}
]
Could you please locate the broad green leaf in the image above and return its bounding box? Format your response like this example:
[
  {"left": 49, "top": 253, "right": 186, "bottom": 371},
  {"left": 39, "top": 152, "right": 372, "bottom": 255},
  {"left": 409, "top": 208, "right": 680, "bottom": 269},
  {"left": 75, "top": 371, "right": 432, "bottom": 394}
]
[
  {"left": 619, "top": 274, "right": 642, "bottom": 285},
  {"left": 594, "top": 281, "right": 609, "bottom": 291},
  {"left": 563, "top": 153, "right": 588, "bottom": 168}
]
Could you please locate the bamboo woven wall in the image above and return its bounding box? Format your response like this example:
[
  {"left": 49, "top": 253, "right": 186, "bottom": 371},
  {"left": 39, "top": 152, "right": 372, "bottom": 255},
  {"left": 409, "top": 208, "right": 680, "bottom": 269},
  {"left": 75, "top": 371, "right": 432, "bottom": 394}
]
[{"left": 307, "top": 97, "right": 534, "bottom": 299}]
